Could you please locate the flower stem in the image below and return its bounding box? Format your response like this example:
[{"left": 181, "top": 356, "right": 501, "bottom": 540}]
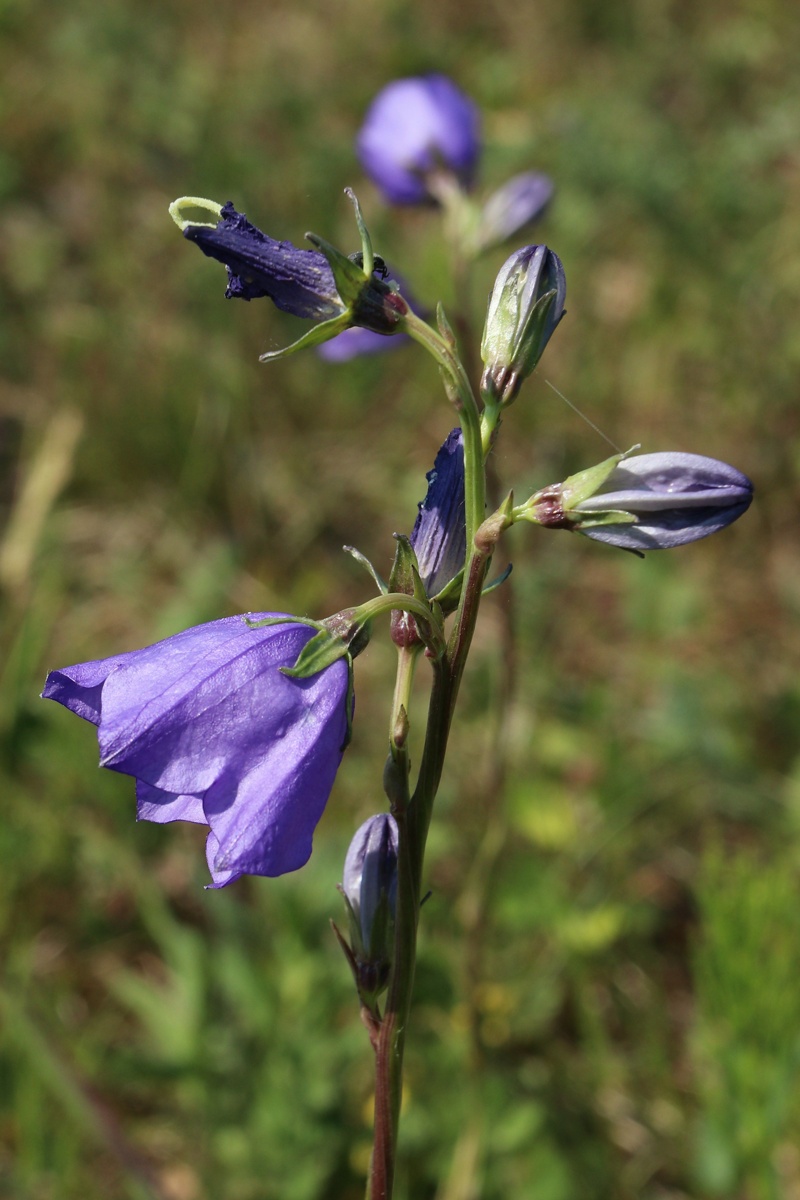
[{"left": 367, "top": 439, "right": 491, "bottom": 1200}]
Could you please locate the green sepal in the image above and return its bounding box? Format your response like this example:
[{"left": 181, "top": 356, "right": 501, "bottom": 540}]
[
  {"left": 514, "top": 288, "right": 558, "bottom": 376},
  {"left": 280, "top": 629, "right": 352, "bottom": 678},
  {"left": 245, "top": 614, "right": 320, "bottom": 631},
  {"left": 432, "top": 567, "right": 464, "bottom": 615},
  {"left": 436, "top": 304, "right": 458, "bottom": 350},
  {"left": 560, "top": 445, "right": 640, "bottom": 509},
  {"left": 570, "top": 509, "right": 638, "bottom": 530},
  {"left": 387, "top": 534, "right": 422, "bottom": 597},
  {"left": 305, "top": 231, "right": 367, "bottom": 308},
  {"left": 258, "top": 311, "right": 352, "bottom": 362},
  {"left": 344, "top": 187, "right": 375, "bottom": 279},
  {"left": 343, "top": 545, "right": 388, "bottom": 594}
]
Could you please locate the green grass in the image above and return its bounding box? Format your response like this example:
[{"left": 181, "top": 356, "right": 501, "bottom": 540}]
[{"left": 2, "top": 0, "right": 799, "bottom": 1195}]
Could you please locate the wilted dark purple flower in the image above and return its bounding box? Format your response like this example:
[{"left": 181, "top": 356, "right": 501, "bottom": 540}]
[
  {"left": 358, "top": 75, "right": 481, "bottom": 205},
  {"left": 475, "top": 171, "right": 554, "bottom": 252},
  {"left": 342, "top": 813, "right": 399, "bottom": 956},
  {"left": 573, "top": 453, "right": 754, "bottom": 551},
  {"left": 42, "top": 615, "right": 351, "bottom": 887},
  {"left": 481, "top": 245, "right": 566, "bottom": 406},
  {"left": 183, "top": 202, "right": 344, "bottom": 320},
  {"left": 411, "top": 428, "right": 466, "bottom": 595}
]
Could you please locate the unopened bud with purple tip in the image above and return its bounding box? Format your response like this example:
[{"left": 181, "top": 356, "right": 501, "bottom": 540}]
[
  {"left": 480, "top": 245, "right": 566, "bottom": 407},
  {"left": 519, "top": 451, "right": 753, "bottom": 552},
  {"left": 339, "top": 814, "right": 399, "bottom": 998},
  {"left": 474, "top": 172, "right": 554, "bottom": 254}
]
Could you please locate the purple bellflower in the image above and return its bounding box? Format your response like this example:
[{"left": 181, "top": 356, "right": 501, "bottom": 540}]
[
  {"left": 411, "top": 428, "right": 466, "bottom": 597},
  {"left": 42, "top": 615, "right": 351, "bottom": 888},
  {"left": 358, "top": 75, "right": 481, "bottom": 205},
  {"left": 571, "top": 453, "right": 753, "bottom": 551}
]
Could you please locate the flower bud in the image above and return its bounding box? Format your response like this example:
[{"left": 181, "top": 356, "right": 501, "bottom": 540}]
[
  {"left": 340, "top": 814, "right": 398, "bottom": 997},
  {"left": 474, "top": 172, "right": 554, "bottom": 253},
  {"left": 480, "top": 245, "right": 566, "bottom": 406},
  {"left": 524, "top": 451, "right": 753, "bottom": 552}
]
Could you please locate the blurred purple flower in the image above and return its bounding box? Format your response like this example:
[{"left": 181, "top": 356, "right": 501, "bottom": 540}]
[
  {"left": 358, "top": 75, "right": 480, "bottom": 205},
  {"left": 317, "top": 325, "right": 407, "bottom": 362},
  {"left": 42, "top": 615, "right": 351, "bottom": 887},
  {"left": 476, "top": 171, "right": 554, "bottom": 252},
  {"left": 411, "top": 428, "right": 466, "bottom": 595},
  {"left": 574, "top": 453, "right": 753, "bottom": 551},
  {"left": 183, "top": 202, "right": 344, "bottom": 320}
]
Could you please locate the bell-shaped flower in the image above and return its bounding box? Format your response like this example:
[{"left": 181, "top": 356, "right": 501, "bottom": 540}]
[
  {"left": 42, "top": 615, "right": 351, "bottom": 887},
  {"left": 474, "top": 171, "right": 554, "bottom": 253},
  {"left": 357, "top": 75, "right": 480, "bottom": 205},
  {"left": 411, "top": 427, "right": 466, "bottom": 597},
  {"left": 481, "top": 245, "right": 566, "bottom": 406},
  {"left": 570, "top": 452, "right": 753, "bottom": 551}
]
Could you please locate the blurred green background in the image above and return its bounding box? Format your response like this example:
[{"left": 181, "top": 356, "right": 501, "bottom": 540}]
[{"left": 2, "top": 0, "right": 800, "bottom": 1196}]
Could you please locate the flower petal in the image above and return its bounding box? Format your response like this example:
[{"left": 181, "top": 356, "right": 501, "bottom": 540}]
[
  {"left": 203, "top": 670, "right": 350, "bottom": 880},
  {"left": 136, "top": 779, "right": 206, "bottom": 825},
  {"left": 410, "top": 428, "right": 466, "bottom": 595},
  {"left": 184, "top": 202, "right": 343, "bottom": 320},
  {"left": 580, "top": 502, "right": 752, "bottom": 551},
  {"left": 94, "top": 617, "right": 330, "bottom": 793}
]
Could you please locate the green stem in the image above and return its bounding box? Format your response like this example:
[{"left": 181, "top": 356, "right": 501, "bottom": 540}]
[
  {"left": 367, "top": 452, "right": 491, "bottom": 1200},
  {"left": 368, "top": 279, "right": 494, "bottom": 1200}
]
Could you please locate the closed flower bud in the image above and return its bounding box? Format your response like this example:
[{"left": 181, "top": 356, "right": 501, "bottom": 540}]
[
  {"left": 523, "top": 451, "right": 753, "bottom": 552},
  {"left": 42, "top": 615, "right": 352, "bottom": 888},
  {"left": 480, "top": 245, "right": 566, "bottom": 406},
  {"left": 340, "top": 814, "right": 399, "bottom": 997},
  {"left": 571, "top": 452, "right": 753, "bottom": 550},
  {"left": 474, "top": 171, "right": 554, "bottom": 253}
]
